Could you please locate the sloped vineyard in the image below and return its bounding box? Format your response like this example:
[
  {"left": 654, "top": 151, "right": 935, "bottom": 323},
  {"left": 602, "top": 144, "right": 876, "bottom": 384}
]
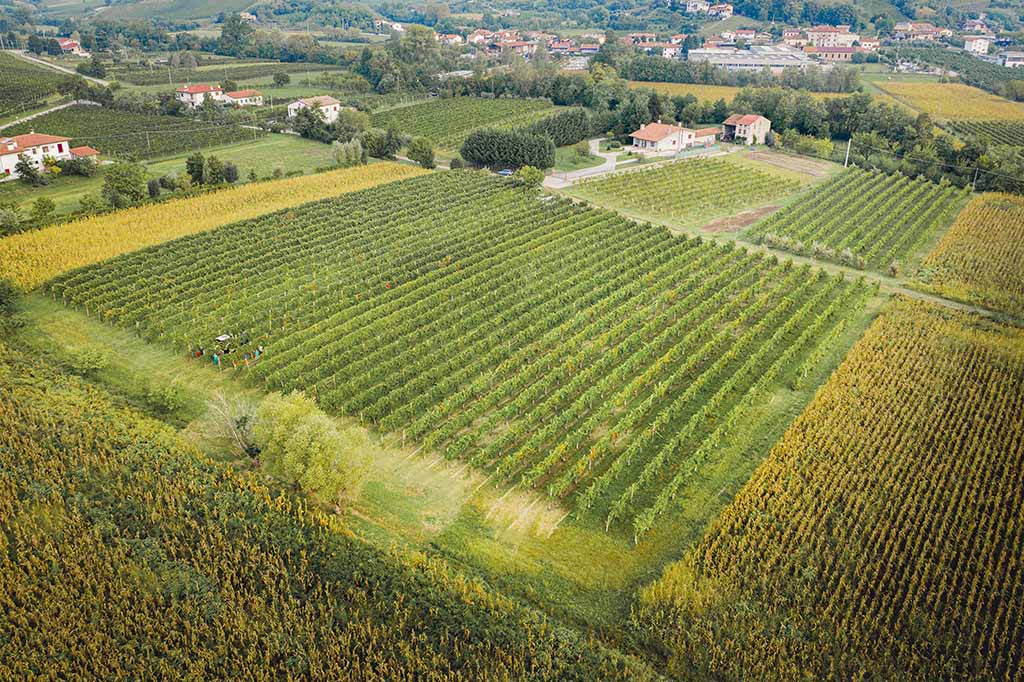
[
  {"left": 749, "top": 167, "right": 968, "bottom": 272},
  {"left": 47, "top": 170, "right": 871, "bottom": 538},
  {"left": 634, "top": 297, "right": 1024, "bottom": 681},
  {"left": 917, "top": 192, "right": 1024, "bottom": 318},
  {"left": 371, "top": 97, "right": 555, "bottom": 149},
  {"left": 948, "top": 119, "right": 1024, "bottom": 147},
  {"left": 571, "top": 157, "right": 798, "bottom": 225}
]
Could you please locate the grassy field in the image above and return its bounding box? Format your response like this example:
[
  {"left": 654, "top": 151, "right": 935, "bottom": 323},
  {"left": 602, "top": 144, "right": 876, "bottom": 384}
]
[
  {"left": 873, "top": 81, "right": 1024, "bottom": 120},
  {"left": 0, "top": 135, "right": 341, "bottom": 216},
  {"left": 553, "top": 145, "right": 604, "bottom": 171}
]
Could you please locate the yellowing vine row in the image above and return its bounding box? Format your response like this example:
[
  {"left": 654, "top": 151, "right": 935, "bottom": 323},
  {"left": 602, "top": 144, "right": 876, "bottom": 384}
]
[
  {"left": 633, "top": 297, "right": 1024, "bottom": 681},
  {"left": 0, "top": 162, "right": 426, "bottom": 290}
]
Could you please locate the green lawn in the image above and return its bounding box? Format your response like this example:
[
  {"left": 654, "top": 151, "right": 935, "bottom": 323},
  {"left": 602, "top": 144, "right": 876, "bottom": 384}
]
[
  {"left": 0, "top": 134, "right": 337, "bottom": 216},
  {"left": 553, "top": 145, "right": 604, "bottom": 172}
]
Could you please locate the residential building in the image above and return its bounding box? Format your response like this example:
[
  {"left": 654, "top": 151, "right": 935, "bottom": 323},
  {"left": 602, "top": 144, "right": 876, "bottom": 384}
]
[
  {"left": 373, "top": 20, "right": 404, "bottom": 33},
  {"left": 175, "top": 84, "right": 224, "bottom": 109},
  {"left": 734, "top": 29, "right": 757, "bottom": 42},
  {"left": 496, "top": 41, "right": 537, "bottom": 58},
  {"left": 783, "top": 29, "right": 808, "bottom": 48},
  {"left": 670, "top": 34, "right": 688, "bottom": 45},
  {"left": 686, "top": 0, "right": 710, "bottom": 13},
  {"left": 287, "top": 95, "right": 344, "bottom": 123},
  {"left": 688, "top": 45, "right": 818, "bottom": 73},
  {"left": 694, "top": 127, "right": 719, "bottom": 146},
  {"left": 437, "top": 33, "right": 464, "bottom": 46},
  {"left": 69, "top": 146, "right": 101, "bottom": 160},
  {"left": 56, "top": 38, "right": 89, "bottom": 57},
  {"left": 722, "top": 114, "right": 771, "bottom": 144},
  {"left": 630, "top": 121, "right": 696, "bottom": 153},
  {"left": 806, "top": 46, "right": 863, "bottom": 62},
  {"left": 0, "top": 132, "right": 73, "bottom": 180},
  {"left": 893, "top": 22, "right": 952, "bottom": 40},
  {"left": 964, "top": 36, "right": 991, "bottom": 55},
  {"left": 639, "top": 42, "right": 684, "bottom": 58},
  {"left": 962, "top": 19, "right": 990, "bottom": 33},
  {"left": 549, "top": 39, "right": 576, "bottom": 54},
  {"left": 468, "top": 29, "right": 494, "bottom": 45},
  {"left": 625, "top": 32, "right": 658, "bottom": 45},
  {"left": 222, "top": 89, "right": 263, "bottom": 107},
  {"left": 859, "top": 38, "right": 880, "bottom": 51},
  {"left": 708, "top": 3, "right": 734, "bottom": 18},
  {"left": 579, "top": 44, "right": 601, "bottom": 55},
  {"left": 1001, "top": 51, "right": 1024, "bottom": 67},
  {"left": 806, "top": 24, "right": 859, "bottom": 48},
  {"left": 239, "top": 11, "right": 257, "bottom": 22}
]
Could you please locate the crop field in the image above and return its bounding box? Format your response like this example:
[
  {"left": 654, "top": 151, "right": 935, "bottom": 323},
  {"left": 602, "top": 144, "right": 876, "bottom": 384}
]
[
  {"left": 371, "top": 97, "right": 555, "bottom": 148},
  {"left": 873, "top": 82, "right": 1024, "bottom": 120},
  {"left": 634, "top": 298, "right": 1024, "bottom": 681},
  {"left": 947, "top": 119, "right": 1024, "bottom": 146},
  {"left": 570, "top": 158, "right": 801, "bottom": 226},
  {"left": 0, "top": 348, "right": 658, "bottom": 681},
  {"left": 0, "top": 52, "right": 66, "bottom": 114},
  {"left": 749, "top": 167, "right": 968, "bottom": 271},
  {"left": 917, "top": 193, "right": 1024, "bottom": 318},
  {"left": 627, "top": 81, "right": 845, "bottom": 103},
  {"left": 0, "top": 162, "right": 425, "bottom": 290},
  {"left": 2, "top": 105, "right": 256, "bottom": 159},
  {"left": 110, "top": 61, "right": 348, "bottom": 86},
  {"left": 44, "top": 171, "right": 871, "bottom": 541}
]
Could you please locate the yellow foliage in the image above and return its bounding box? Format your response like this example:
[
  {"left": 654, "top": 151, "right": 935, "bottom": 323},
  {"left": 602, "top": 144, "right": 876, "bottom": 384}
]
[
  {"left": 875, "top": 81, "right": 1024, "bottom": 120},
  {"left": 0, "top": 162, "right": 427, "bottom": 290}
]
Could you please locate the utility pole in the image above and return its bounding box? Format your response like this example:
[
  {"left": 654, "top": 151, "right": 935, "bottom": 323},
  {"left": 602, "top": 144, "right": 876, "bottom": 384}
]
[
  {"left": 972, "top": 167, "right": 979, "bottom": 191},
  {"left": 844, "top": 138, "right": 852, "bottom": 167}
]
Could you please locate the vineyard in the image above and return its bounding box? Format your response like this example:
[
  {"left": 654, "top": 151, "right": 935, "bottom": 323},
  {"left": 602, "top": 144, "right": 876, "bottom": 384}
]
[
  {"left": 634, "top": 298, "right": 1024, "bottom": 681},
  {"left": 0, "top": 162, "right": 425, "bottom": 290},
  {"left": 0, "top": 346, "right": 661, "bottom": 681},
  {"left": 109, "top": 61, "right": 347, "bottom": 86},
  {"left": 0, "top": 52, "right": 67, "bottom": 114},
  {"left": 873, "top": 81, "right": 1024, "bottom": 120},
  {"left": 571, "top": 158, "right": 800, "bottom": 226},
  {"left": 371, "top": 97, "right": 555, "bottom": 148},
  {"left": 2, "top": 105, "right": 256, "bottom": 159},
  {"left": 749, "top": 167, "right": 968, "bottom": 271},
  {"left": 46, "top": 170, "right": 871, "bottom": 540},
  {"left": 917, "top": 192, "right": 1024, "bottom": 318},
  {"left": 947, "top": 119, "right": 1024, "bottom": 146}
]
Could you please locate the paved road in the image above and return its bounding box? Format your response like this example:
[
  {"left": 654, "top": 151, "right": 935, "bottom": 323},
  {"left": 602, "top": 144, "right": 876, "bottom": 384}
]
[
  {"left": 544, "top": 138, "right": 617, "bottom": 189},
  {"left": 0, "top": 99, "right": 100, "bottom": 131},
  {"left": 8, "top": 50, "right": 109, "bottom": 86}
]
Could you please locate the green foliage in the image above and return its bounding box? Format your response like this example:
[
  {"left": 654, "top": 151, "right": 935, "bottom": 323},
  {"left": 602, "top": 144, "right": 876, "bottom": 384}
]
[
  {"left": 523, "top": 108, "right": 591, "bottom": 147},
  {"left": 0, "top": 201, "right": 23, "bottom": 236},
  {"left": 145, "top": 382, "right": 185, "bottom": 414},
  {"left": 186, "top": 152, "right": 205, "bottom": 185},
  {"left": 66, "top": 347, "right": 109, "bottom": 376},
  {"left": 273, "top": 71, "right": 290, "bottom": 87},
  {"left": 102, "top": 162, "right": 148, "bottom": 208},
  {"left": 361, "top": 127, "right": 401, "bottom": 159},
  {"left": 371, "top": 97, "right": 554, "bottom": 149},
  {"left": 15, "top": 158, "right": 43, "bottom": 186},
  {"left": 460, "top": 128, "right": 556, "bottom": 170},
  {"left": 512, "top": 165, "right": 544, "bottom": 187},
  {"left": 29, "top": 198, "right": 56, "bottom": 227},
  {"left": 0, "top": 52, "right": 65, "bottom": 111},
  {"left": 406, "top": 136, "right": 435, "bottom": 169},
  {"left": 204, "top": 156, "right": 226, "bottom": 185},
  {"left": 332, "top": 138, "right": 365, "bottom": 168}
]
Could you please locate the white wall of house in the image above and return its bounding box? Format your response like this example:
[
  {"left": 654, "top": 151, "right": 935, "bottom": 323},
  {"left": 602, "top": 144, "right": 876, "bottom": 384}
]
[
  {"left": 287, "top": 101, "right": 341, "bottom": 123},
  {"left": 0, "top": 140, "right": 73, "bottom": 181}
]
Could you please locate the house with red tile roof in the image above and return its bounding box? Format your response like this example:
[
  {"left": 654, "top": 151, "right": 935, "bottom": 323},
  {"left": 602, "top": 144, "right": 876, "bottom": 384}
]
[
  {"left": 222, "top": 89, "right": 264, "bottom": 106},
  {"left": 175, "top": 83, "right": 224, "bottom": 109},
  {"left": 630, "top": 121, "right": 696, "bottom": 153},
  {"left": 56, "top": 37, "right": 90, "bottom": 57},
  {"left": 722, "top": 114, "right": 771, "bottom": 145},
  {"left": 0, "top": 132, "right": 77, "bottom": 180},
  {"left": 70, "top": 146, "right": 101, "bottom": 158},
  {"left": 287, "top": 95, "right": 344, "bottom": 123}
]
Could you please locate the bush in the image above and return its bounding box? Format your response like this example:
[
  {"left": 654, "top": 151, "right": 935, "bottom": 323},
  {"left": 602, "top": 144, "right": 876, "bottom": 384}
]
[
  {"left": 448, "top": 156, "right": 465, "bottom": 169},
  {"left": 460, "top": 128, "right": 556, "bottom": 170},
  {"left": 102, "top": 162, "right": 148, "bottom": 208},
  {"left": 513, "top": 165, "right": 545, "bottom": 187},
  {"left": 147, "top": 178, "right": 161, "bottom": 198},
  {"left": 29, "top": 198, "right": 56, "bottom": 227},
  {"left": 406, "top": 136, "right": 435, "bottom": 169},
  {"left": 224, "top": 162, "right": 239, "bottom": 184},
  {"left": 146, "top": 383, "right": 185, "bottom": 414},
  {"left": 67, "top": 347, "right": 109, "bottom": 376},
  {"left": 204, "top": 156, "right": 226, "bottom": 185},
  {"left": 332, "top": 138, "right": 364, "bottom": 168},
  {"left": 57, "top": 157, "right": 97, "bottom": 177}
]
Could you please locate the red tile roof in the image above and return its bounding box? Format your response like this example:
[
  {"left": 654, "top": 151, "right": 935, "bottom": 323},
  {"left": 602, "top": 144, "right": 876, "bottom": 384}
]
[
  {"left": 694, "top": 127, "right": 719, "bottom": 136},
  {"left": 176, "top": 84, "right": 222, "bottom": 94},
  {"left": 70, "top": 145, "right": 101, "bottom": 157},
  {"left": 0, "top": 133, "right": 71, "bottom": 154},
  {"left": 630, "top": 122, "right": 693, "bottom": 142},
  {"left": 724, "top": 114, "right": 766, "bottom": 126},
  {"left": 225, "top": 89, "right": 261, "bottom": 98},
  {"left": 298, "top": 95, "right": 340, "bottom": 107}
]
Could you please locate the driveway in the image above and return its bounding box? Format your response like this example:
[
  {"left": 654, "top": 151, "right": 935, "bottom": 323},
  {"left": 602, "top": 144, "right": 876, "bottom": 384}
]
[{"left": 544, "top": 138, "right": 618, "bottom": 188}]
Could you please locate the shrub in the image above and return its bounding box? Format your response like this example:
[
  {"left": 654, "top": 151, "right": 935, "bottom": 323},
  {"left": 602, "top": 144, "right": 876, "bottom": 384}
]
[
  {"left": 448, "top": 156, "right": 464, "bottom": 169},
  {"left": 102, "top": 162, "right": 148, "bottom": 208},
  {"left": 407, "top": 136, "right": 436, "bottom": 169},
  {"left": 224, "top": 162, "right": 239, "bottom": 184},
  {"left": 513, "top": 165, "right": 545, "bottom": 187},
  {"left": 147, "top": 178, "right": 162, "bottom": 198}
]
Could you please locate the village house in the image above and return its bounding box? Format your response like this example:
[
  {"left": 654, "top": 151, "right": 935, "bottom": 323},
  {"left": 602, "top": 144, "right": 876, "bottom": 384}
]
[
  {"left": 287, "top": 95, "right": 344, "bottom": 123},
  {"left": 0, "top": 132, "right": 98, "bottom": 180},
  {"left": 722, "top": 114, "right": 771, "bottom": 145},
  {"left": 962, "top": 18, "right": 990, "bottom": 33},
  {"left": 437, "top": 33, "right": 464, "bottom": 46},
  {"left": 964, "top": 36, "right": 991, "bottom": 55},
  {"left": 694, "top": 127, "right": 719, "bottom": 146},
  {"left": 222, "top": 89, "right": 263, "bottom": 107},
  {"left": 496, "top": 41, "right": 537, "bottom": 58},
  {"left": 806, "top": 25, "right": 859, "bottom": 48},
  {"left": 783, "top": 29, "right": 808, "bottom": 48},
  {"left": 630, "top": 121, "right": 696, "bottom": 153},
  {"left": 686, "top": 0, "right": 711, "bottom": 13},
  {"left": 894, "top": 22, "right": 952, "bottom": 40},
  {"left": 670, "top": 34, "right": 688, "bottom": 45},
  {"left": 1001, "top": 51, "right": 1024, "bottom": 68},
  {"left": 806, "top": 45, "right": 863, "bottom": 62},
  {"left": 579, "top": 43, "right": 601, "bottom": 55},
  {"left": 176, "top": 84, "right": 224, "bottom": 109},
  {"left": 708, "top": 4, "right": 734, "bottom": 18},
  {"left": 373, "top": 20, "right": 404, "bottom": 33},
  {"left": 468, "top": 29, "right": 494, "bottom": 45},
  {"left": 56, "top": 38, "right": 90, "bottom": 57},
  {"left": 548, "top": 39, "right": 576, "bottom": 54},
  {"left": 859, "top": 38, "right": 880, "bottom": 51},
  {"left": 625, "top": 32, "right": 658, "bottom": 45}
]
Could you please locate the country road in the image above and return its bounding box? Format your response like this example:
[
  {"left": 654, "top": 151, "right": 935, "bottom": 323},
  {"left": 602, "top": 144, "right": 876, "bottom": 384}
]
[{"left": 0, "top": 100, "right": 100, "bottom": 131}]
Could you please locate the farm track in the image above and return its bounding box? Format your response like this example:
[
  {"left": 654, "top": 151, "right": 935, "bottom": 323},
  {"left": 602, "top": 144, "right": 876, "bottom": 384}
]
[{"left": 7, "top": 49, "right": 109, "bottom": 86}]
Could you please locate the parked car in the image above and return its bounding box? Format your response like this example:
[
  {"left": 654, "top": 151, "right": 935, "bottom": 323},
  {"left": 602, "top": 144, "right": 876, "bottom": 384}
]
[{"left": 497, "top": 169, "right": 513, "bottom": 177}]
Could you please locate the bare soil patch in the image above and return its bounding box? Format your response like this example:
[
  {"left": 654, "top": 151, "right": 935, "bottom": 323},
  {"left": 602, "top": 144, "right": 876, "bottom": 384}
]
[
  {"left": 746, "top": 151, "right": 831, "bottom": 177},
  {"left": 702, "top": 204, "right": 781, "bottom": 233}
]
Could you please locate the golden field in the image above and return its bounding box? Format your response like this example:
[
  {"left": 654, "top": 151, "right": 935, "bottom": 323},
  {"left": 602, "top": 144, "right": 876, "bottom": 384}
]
[
  {"left": 628, "top": 81, "right": 854, "bottom": 102},
  {"left": 0, "top": 162, "right": 427, "bottom": 290},
  {"left": 874, "top": 82, "right": 1024, "bottom": 120}
]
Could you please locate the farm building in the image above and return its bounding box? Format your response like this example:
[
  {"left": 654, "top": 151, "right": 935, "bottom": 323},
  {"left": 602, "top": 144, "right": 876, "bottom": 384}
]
[
  {"left": 722, "top": 114, "right": 771, "bottom": 144},
  {"left": 287, "top": 96, "right": 344, "bottom": 124},
  {"left": 56, "top": 38, "right": 89, "bottom": 57},
  {"left": 630, "top": 122, "right": 696, "bottom": 153},
  {"left": 0, "top": 132, "right": 78, "bottom": 180},
  {"left": 176, "top": 84, "right": 224, "bottom": 109},
  {"left": 694, "top": 127, "right": 719, "bottom": 146},
  {"left": 222, "top": 89, "right": 264, "bottom": 107},
  {"left": 805, "top": 25, "right": 859, "bottom": 47},
  {"left": 964, "top": 36, "right": 991, "bottom": 55}
]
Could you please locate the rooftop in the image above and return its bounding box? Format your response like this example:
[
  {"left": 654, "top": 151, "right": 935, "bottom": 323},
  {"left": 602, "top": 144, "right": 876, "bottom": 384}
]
[
  {"left": 630, "top": 122, "right": 694, "bottom": 142},
  {"left": 0, "top": 133, "right": 71, "bottom": 154}
]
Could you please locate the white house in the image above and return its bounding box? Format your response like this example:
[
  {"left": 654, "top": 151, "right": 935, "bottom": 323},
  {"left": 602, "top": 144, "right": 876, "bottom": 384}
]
[
  {"left": 175, "top": 84, "right": 224, "bottom": 109},
  {"left": 723, "top": 114, "right": 771, "bottom": 145},
  {"left": 806, "top": 25, "right": 859, "bottom": 48},
  {"left": 287, "top": 95, "right": 343, "bottom": 124},
  {"left": 1001, "top": 51, "right": 1024, "bottom": 67},
  {"left": 964, "top": 36, "right": 991, "bottom": 55},
  {"left": 222, "top": 89, "right": 263, "bottom": 107},
  {"left": 630, "top": 121, "right": 696, "bottom": 153},
  {"left": 686, "top": 0, "right": 710, "bottom": 13},
  {"left": 56, "top": 38, "right": 90, "bottom": 57},
  {"left": 0, "top": 132, "right": 74, "bottom": 180}
]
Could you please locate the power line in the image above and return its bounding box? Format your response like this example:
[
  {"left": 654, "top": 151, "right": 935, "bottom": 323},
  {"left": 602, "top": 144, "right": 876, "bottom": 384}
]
[{"left": 852, "top": 140, "right": 1024, "bottom": 184}]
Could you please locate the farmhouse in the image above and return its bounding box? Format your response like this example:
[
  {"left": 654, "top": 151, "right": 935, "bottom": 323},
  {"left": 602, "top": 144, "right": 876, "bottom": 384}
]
[
  {"left": 0, "top": 132, "right": 72, "bottom": 180},
  {"left": 287, "top": 95, "right": 344, "bottom": 123},
  {"left": 176, "top": 84, "right": 223, "bottom": 109},
  {"left": 893, "top": 22, "right": 952, "bottom": 40},
  {"left": 222, "top": 89, "right": 263, "bottom": 107},
  {"left": 708, "top": 3, "right": 733, "bottom": 18},
  {"left": 1002, "top": 51, "right": 1024, "bottom": 68},
  {"left": 722, "top": 114, "right": 771, "bottom": 144},
  {"left": 806, "top": 25, "right": 859, "bottom": 48},
  {"left": 437, "top": 33, "right": 464, "bottom": 46},
  {"left": 694, "top": 127, "right": 719, "bottom": 146},
  {"left": 807, "top": 46, "right": 862, "bottom": 62},
  {"left": 56, "top": 38, "right": 89, "bottom": 57},
  {"left": 964, "top": 36, "right": 991, "bottom": 55},
  {"left": 630, "top": 121, "right": 696, "bottom": 153}
]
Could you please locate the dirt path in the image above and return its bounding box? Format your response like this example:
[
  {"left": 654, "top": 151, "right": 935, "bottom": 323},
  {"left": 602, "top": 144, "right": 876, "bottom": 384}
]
[
  {"left": 0, "top": 99, "right": 100, "bottom": 131},
  {"left": 9, "top": 50, "right": 110, "bottom": 86}
]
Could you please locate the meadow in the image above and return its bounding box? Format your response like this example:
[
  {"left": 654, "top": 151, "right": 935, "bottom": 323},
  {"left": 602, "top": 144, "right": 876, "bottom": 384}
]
[
  {"left": 371, "top": 97, "right": 556, "bottom": 149},
  {"left": 2, "top": 105, "right": 255, "bottom": 159},
  {"left": 749, "top": 167, "right": 968, "bottom": 272},
  {"left": 635, "top": 298, "right": 1024, "bottom": 681},
  {"left": 627, "top": 81, "right": 846, "bottom": 103},
  {"left": 44, "top": 171, "right": 871, "bottom": 542},
  {"left": 873, "top": 82, "right": 1024, "bottom": 120},
  {"left": 917, "top": 192, "right": 1024, "bottom": 318},
  {"left": 0, "top": 162, "right": 425, "bottom": 290}
]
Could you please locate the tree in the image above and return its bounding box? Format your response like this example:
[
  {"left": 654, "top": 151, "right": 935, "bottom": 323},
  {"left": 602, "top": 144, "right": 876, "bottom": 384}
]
[
  {"left": 223, "top": 162, "right": 239, "bottom": 184},
  {"left": 204, "top": 155, "right": 226, "bottom": 184},
  {"left": 218, "top": 13, "right": 254, "bottom": 55},
  {"left": 513, "top": 165, "right": 545, "bottom": 187},
  {"left": 254, "top": 391, "right": 368, "bottom": 508},
  {"left": 26, "top": 34, "right": 46, "bottom": 55},
  {"left": 222, "top": 79, "right": 238, "bottom": 93},
  {"left": 76, "top": 54, "right": 106, "bottom": 78},
  {"left": 78, "top": 194, "right": 104, "bottom": 216},
  {"left": 101, "top": 162, "right": 147, "bottom": 208},
  {"left": 14, "top": 158, "right": 42, "bottom": 186},
  {"left": 0, "top": 201, "right": 22, "bottom": 236},
  {"left": 45, "top": 38, "right": 62, "bottom": 56},
  {"left": 461, "top": 128, "right": 556, "bottom": 170},
  {"left": 273, "top": 71, "right": 291, "bottom": 87},
  {"left": 362, "top": 127, "right": 402, "bottom": 159},
  {"left": 29, "top": 198, "right": 56, "bottom": 226},
  {"left": 185, "top": 152, "right": 205, "bottom": 185},
  {"left": 147, "top": 178, "right": 161, "bottom": 198},
  {"left": 332, "top": 138, "right": 364, "bottom": 167},
  {"left": 407, "top": 136, "right": 435, "bottom": 169}
]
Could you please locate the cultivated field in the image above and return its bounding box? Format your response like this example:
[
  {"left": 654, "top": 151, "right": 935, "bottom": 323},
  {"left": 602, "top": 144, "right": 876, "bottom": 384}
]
[
  {"left": 873, "top": 82, "right": 1024, "bottom": 120},
  {"left": 2, "top": 105, "right": 256, "bottom": 159},
  {"left": 628, "top": 80, "right": 847, "bottom": 103},
  {"left": 749, "top": 167, "right": 967, "bottom": 271},
  {"left": 917, "top": 192, "right": 1024, "bottom": 318},
  {"left": 371, "top": 97, "right": 555, "bottom": 149},
  {"left": 45, "top": 171, "right": 871, "bottom": 540},
  {"left": 0, "top": 52, "right": 66, "bottom": 113},
  {"left": 947, "top": 119, "right": 1024, "bottom": 146},
  {"left": 570, "top": 158, "right": 801, "bottom": 226},
  {"left": 635, "top": 298, "right": 1024, "bottom": 681},
  {"left": 0, "top": 162, "right": 425, "bottom": 289},
  {"left": 110, "top": 61, "right": 347, "bottom": 86}
]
